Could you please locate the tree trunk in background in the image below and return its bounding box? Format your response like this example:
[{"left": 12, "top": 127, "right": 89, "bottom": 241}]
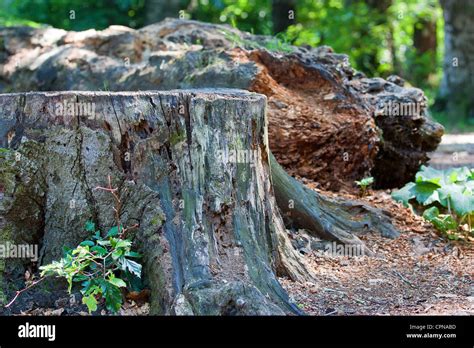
[
  {"left": 414, "top": 18, "right": 437, "bottom": 58},
  {"left": 145, "top": 0, "right": 188, "bottom": 24},
  {"left": 411, "top": 16, "right": 437, "bottom": 86},
  {"left": 272, "top": 0, "right": 296, "bottom": 33},
  {"left": 438, "top": 0, "right": 474, "bottom": 122}
]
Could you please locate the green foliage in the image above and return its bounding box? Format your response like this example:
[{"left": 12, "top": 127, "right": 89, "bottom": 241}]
[
  {"left": 355, "top": 176, "right": 374, "bottom": 188},
  {"left": 355, "top": 176, "right": 374, "bottom": 196},
  {"left": 40, "top": 221, "right": 142, "bottom": 313},
  {"left": 392, "top": 166, "right": 474, "bottom": 240},
  {"left": 0, "top": 0, "right": 146, "bottom": 30},
  {"left": 192, "top": 0, "right": 273, "bottom": 35},
  {"left": 422, "top": 207, "right": 458, "bottom": 237}
]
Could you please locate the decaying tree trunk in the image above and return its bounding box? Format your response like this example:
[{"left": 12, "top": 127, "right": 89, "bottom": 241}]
[
  {"left": 0, "top": 19, "right": 443, "bottom": 190},
  {"left": 0, "top": 90, "right": 398, "bottom": 315}
]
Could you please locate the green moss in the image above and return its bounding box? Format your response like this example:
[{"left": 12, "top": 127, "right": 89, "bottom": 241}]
[
  {"left": 0, "top": 224, "right": 13, "bottom": 242},
  {"left": 169, "top": 131, "right": 186, "bottom": 146},
  {"left": 0, "top": 224, "right": 13, "bottom": 305},
  {"left": 150, "top": 213, "right": 165, "bottom": 227}
]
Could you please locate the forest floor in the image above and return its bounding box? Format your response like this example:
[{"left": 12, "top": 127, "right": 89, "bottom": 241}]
[
  {"left": 280, "top": 185, "right": 474, "bottom": 315},
  {"left": 9, "top": 185, "right": 473, "bottom": 316},
  {"left": 280, "top": 134, "right": 474, "bottom": 315}
]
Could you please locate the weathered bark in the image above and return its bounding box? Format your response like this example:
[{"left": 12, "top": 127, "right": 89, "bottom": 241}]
[
  {"left": 0, "top": 90, "right": 322, "bottom": 315},
  {"left": 271, "top": 153, "right": 399, "bottom": 255},
  {"left": 0, "top": 19, "right": 443, "bottom": 189},
  {"left": 437, "top": 0, "right": 474, "bottom": 122}
]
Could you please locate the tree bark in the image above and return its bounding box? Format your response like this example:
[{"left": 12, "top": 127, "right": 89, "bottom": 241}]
[
  {"left": 0, "top": 90, "right": 318, "bottom": 315},
  {"left": 437, "top": 0, "right": 474, "bottom": 122}
]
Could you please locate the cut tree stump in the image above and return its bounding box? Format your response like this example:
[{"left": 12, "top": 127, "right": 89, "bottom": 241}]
[{"left": 0, "top": 89, "right": 398, "bottom": 315}]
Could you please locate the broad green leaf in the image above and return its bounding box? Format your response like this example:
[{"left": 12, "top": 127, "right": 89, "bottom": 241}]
[
  {"left": 439, "top": 184, "right": 474, "bottom": 215},
  {"left": 103, "top": 282, "right": 123, "bottom": 313},
  {"left": 416, "top": 166, "right": 471, "bottom": 187},
  {"left": 124, "top": 251, "right": 142, "bottom": 258},
  {"left": 120, "top": 258, "right": 142, "bottom": 278},
  {"left": 450, "top": 191, "right": 474, "bottom": 216},
  {"left": 107, "top": 226, "right": 119, "bottom": 237},
  {"left": 85, "top": 221, "right": 96, "bottom": 232},
  {"left": 91, "top": 245, "right": 108, "bottom": 256},
  {"left": 423, "top": 207, "right": 458, "bottom": 232},
  {"left": 107, "top": 276, "right": 127, "bottom": 288},
  {"left": 115, "top": 239, "right": 132, "bottom": 249},
  {"left": 422, "top": 206, "right": 439, "bottom": 221},
  {"left": 62, "top": 246, "right": 73, "bottom": 256},
  {"left": 446, "top": 167, "right": 471, "bottom": 183},
  {"left": 82, "top": 294, "right": 98, "bottom": 313},
  {"left": 411, "top": 181, "right": 440, "bottom": 205},
  {"left": 112, "top": 249, "right": 124, "bottom": 260},
  {"left": 79, "top": 240, "right": 95, "bottom": 247},
  {"left": 433, "top": 215, "right": 458, "bottom": 232},
  {"left": 416, "top": 166, "right": 443, "bottom": 185},
  {"left": 391, "top": 182, "right": 416, "bottom": 206}
]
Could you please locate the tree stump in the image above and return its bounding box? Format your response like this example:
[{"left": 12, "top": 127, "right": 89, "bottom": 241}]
[
  {"left": 0, "top": 89, "right": 399, "bottom": 315},
  {"left": 0, "top": 90, "right": 317, "bottom": 315}
]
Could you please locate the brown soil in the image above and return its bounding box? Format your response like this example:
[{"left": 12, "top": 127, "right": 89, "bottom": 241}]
[{"left": 280, "top": 185, "right": 474, "bottom": 315}]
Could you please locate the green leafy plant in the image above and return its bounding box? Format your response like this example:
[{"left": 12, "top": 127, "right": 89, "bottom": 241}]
[
  {"left": 392, "top": 166, "right": 474, "bottom": 240},
  {"left": 355, "top": 176, "right": 374, "bottom": 197},
  {"left": 39, "top": 220, "right": 142, "bottom": 313},
  {"left": 5, "top": 176, "right": 142, "bottom": 314}
]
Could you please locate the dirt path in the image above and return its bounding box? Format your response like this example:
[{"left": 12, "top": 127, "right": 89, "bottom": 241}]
[
  {"left": 429, "top": 133, "right": 474, "bottom": 169},
  {"left": 281, "top": 188, "right": 474, "bottom": 315}
]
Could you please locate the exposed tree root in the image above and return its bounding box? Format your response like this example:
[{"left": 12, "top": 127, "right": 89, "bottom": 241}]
[{"left": 271, "top": 153, "right": 399, "bottom": 255}]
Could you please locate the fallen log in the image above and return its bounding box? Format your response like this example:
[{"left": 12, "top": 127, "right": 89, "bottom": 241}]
[{"left": 0, "top": 19, "right": 444, "bottom": 189}]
